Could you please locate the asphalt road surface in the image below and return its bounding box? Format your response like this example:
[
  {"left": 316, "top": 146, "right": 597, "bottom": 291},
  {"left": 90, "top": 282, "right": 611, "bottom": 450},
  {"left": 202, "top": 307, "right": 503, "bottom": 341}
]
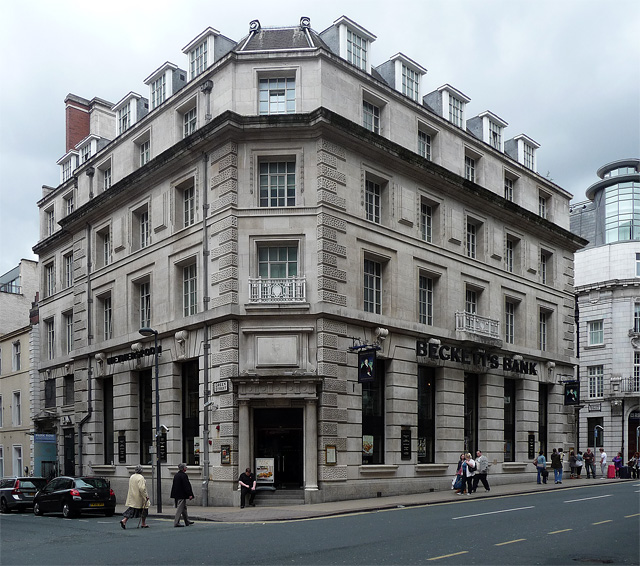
[{"left": 2, "top": 481, "right": 638, "bottom": 565}]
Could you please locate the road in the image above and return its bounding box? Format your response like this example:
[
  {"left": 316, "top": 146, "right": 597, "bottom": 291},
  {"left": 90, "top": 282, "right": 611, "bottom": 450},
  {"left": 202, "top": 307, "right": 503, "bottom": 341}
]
[{"left": 1, "top": 481, "right": 638, "bottom": 565}]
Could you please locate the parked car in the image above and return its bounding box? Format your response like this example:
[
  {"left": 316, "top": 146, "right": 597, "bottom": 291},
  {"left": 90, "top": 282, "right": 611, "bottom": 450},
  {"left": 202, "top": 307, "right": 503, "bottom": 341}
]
[
  {"left": 33, "top": 476, "right": 116, "bottom": 518},
  {"left": 0, "top": 477, "right": 48, "bottom": 513}
]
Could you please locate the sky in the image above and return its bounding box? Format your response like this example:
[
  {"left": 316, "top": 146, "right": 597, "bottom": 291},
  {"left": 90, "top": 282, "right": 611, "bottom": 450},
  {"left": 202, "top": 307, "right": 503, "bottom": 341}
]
[{"left": 0, "top": 0, "right": 638, "bottom": 276}]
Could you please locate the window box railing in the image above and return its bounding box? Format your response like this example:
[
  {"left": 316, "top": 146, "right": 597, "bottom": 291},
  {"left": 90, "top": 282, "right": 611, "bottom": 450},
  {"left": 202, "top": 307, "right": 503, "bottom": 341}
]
[
  {"left": 455, "top": 311, "right": 500, "bottom": 339},
  {"left": 620, "top": 376, "right": 640, "bottom": 393},
  {"left": 248, "top": 276, "right": 306, "bottom": 303}
]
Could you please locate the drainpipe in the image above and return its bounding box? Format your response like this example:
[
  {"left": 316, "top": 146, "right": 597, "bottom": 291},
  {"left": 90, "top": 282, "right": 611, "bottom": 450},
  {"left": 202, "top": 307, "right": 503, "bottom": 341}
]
[
  {"left": 78, "top": 222, "right": 94, "bottom": 474},
  {"left": 201, "top": 151, "right": 211, "bottom": 506},
  {"left": 574, "top": 295, "right": 580, "bottom": 452}
]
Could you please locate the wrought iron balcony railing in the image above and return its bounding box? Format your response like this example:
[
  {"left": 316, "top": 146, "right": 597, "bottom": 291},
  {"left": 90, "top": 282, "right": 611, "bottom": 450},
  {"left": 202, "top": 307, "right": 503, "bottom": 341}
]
[
  {"left": 455, "top": 311, "right": 500, "bottom": 339},
  {"left": 248, "top": 276, "right": 306, "bottom": 303}
]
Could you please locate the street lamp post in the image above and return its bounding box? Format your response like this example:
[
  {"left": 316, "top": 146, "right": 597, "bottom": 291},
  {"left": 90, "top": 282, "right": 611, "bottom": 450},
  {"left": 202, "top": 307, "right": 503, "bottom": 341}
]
[{"left": 140, "top": 327, "right": 162, "bottom": 513}]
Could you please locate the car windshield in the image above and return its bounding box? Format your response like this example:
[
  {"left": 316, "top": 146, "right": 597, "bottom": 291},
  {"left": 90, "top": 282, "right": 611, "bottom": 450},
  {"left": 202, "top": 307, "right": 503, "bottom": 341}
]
[
  {"left": 20, "top": 479, "right": 47, "bottom": 490},
  {"left": 76, "top": 478, "right": 108, "bottom": 489}
]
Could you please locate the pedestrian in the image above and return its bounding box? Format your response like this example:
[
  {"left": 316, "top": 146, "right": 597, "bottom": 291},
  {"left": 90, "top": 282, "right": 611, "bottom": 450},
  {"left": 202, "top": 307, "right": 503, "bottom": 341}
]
[
  {"left": 551, "top": 448, "right": 563, "bottom": 484},
  {"left": 120, "top": 465, "right": 149, "bottom": 529},
  {"left": 628, "top": 452, "right": 640, "bottom": 479},
  {"left": 454, "top": 453, "right": 466, "bottom": 495},
  {"left": 238, "top": 467, "right": 257, "bottom": 508},
  {"left": 464, "top": 453, "right": 476, "bottom": 495},
  {"left": 170, "top": 463, "right": 195, "bottom": 527},
  {"left": 599, "top": 448, "right": 607, "bottom": 479},
  {"left": 534, "top": 450, "right": 547, "bottom": 484},
  {"left": 472, "top": 450, "right": 490, "bottom": 492},
  {"left": 612, "top": 452, "right": 623, "bottom": 478},
  {"left": 569, "top": 450, "right": 577, "bottom": 479},
  {"left": 583, "top": 448, "right": 596, "bottom": 478},
  {"left": 575, "top": 451, "right": 584, "bottom": 479}
]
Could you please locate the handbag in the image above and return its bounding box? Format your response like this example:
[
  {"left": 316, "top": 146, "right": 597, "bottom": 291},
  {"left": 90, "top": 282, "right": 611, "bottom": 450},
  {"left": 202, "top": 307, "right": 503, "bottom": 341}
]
[{"left": 452, "top": 475, "right": 463, "bottom": 490}]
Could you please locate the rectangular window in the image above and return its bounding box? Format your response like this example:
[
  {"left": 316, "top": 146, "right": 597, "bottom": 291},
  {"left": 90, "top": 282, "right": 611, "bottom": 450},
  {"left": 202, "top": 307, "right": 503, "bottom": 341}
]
[
  {"left": 44, "top": 379, "right": 56, "bottom": 408},
  {"left": 466, "top": 222, "right": 477, "bottom": 259},
  {"left": 103, "top": 377, "right": 114, "bottom": 465},
  {"left": 364, "top": 259, "right": 382, "bottom": 314},
  {"left": 418, "top": 275, "right": 433, "bottom": 325},
  {"left": 539, "top": 311, "right": 548, "bottom": 351},
  {"left": 504, "top": 177, "right": 514, "bottom": 201},
  {"left": 102, "top": 230, "right": 111, "bottom": 267},
  {"left": 504, "top": 379, "right": 516, "bottom": 462},
  {"left": 182, "top": 361, "right": 200, "bottom": 464},
  {"left": 402, "top": 65, "right": 419, "bottom": 101},
  {"left": 362, "top": 362, "right": 385, "bottom": 464},
  {"left": 47, "top": 209, "right": 55, "bottom": 236},
  {"left": 190, "top": 42, "right": 207, "bottom": 79},
  {"left": 139, "top": 282, "right": 151, "bottom": 328},
  {"left": 588, "top": 320, "right": 604, "bottom": 345},
  {"left": 118, "top": 103, "right": 130, "bottom": 135},
  {"left": 538, "top": 384, "right": 548, "bottom": 457},
  {"left": 588, "top": 366, "right": 604, "bottom": 398},
  {"left": 64, "top": 312, "right": 73, "bottom": 355},
  {"left": 46, "top": 319, "right": 55, "bottom": 360},
  {"left": 524, "top": 143, "right": 535, "bottom": 169},
  {"left": 347, "top": 29, "right": 367, "bottom": 70},
  {"left": 449, "top": 96, "right": 463, "bottom": 127},
  {"left": 183, "top": 264, "right": 198, "bottom": 317},
  {"left": 363, "top": 100, "right": 380, "bottom": 134},
  {"left": 489, "top": 121, "right": 502, "bottom": 150},
  {"left": 151, "top": 74, "right": 166, "bottom": 109},
  {"left": 139, "top": 370, "right": 153, "bottom": 463},
  {"left": 633, "top": 352, "right": 640, "bottom": 392},
  {"left": 80, "top": 144, "right": 91, "bottom": 163},
  {"left": 539, "top": 195, "right": 548, "bottom": 218},
  {"left": 183, "top": 107, "right": 197, "bottom": 137},
  {"left": 45, "top": 262, "right": 55, "bottom": 298},
  {"left": 587, "top": 416, "right": 604, "bottom": 448},
  {"left": 634, "top": 303, "right": 640, "bottom": 333},
  {"left": 420, "top": 202, "right": 432, "bottom": 243},
  {"left": 418, "top": 130, "right": 431, "bottom": 161},
  {"left": 63, "top": 375, "right": 74, "bottom": 406},
  {"left": 12, "top": 342, "right": 21, "bottom": 372},
  {"left": 465, "top": 156, "right": 475, "bottom": 182},
  {"left": 636, "top": 253, "right": 640, "bottom": 277},
  {"left": 103, "top": 296, "right": 113, "bottom": 341},
  {"left": 63, "top": 253, "right": 73, "bottom": 289},
  {"left": 65, "top": 194, "right": 75, "bottom": 216},
  {"left": 259, "top": 162, "right": 295, "bottom": 207},
  {"left": 505, "top": 238, "right": 514, "bottom": 273},
  {"left": 12, "top": 446, "right": 22, "bottom": 477},
  {"left": 133, "top": 206, "right": 150, "bottom": 250},
  {"left": 12, "top": 391, "right": 21, "bottom": 426},
  {"left": 505, "top": 300, "right": 515, "bottom": 344},
  {"left": 465, "top": 289, "right": 477, "bottom": 314},
  {"left": 417, "top": 366, "right": 435, "bottom": 464},
  {"left": 183, "top": 185, "right": 195, "bottom": 227},
  {"left": 62, "top": 160, "right": 72, "bottom": 182},
  {"left": 139, "top": 140, "right": 150, "bottom": 167},
  {"left": 258, "top": 77, "right": 295, "bottom": 115},
  {"left": 103, "top": 167, "right": 112, "bottom": 191},
  {"left": 540, "top": 251, "right": 550, "bottom": 284},
  {"left": 258, "top": 246, "right": 298, "bottom": 279},
  {"left": 365, "top": 180, "right": 381, "bottom": 223}
]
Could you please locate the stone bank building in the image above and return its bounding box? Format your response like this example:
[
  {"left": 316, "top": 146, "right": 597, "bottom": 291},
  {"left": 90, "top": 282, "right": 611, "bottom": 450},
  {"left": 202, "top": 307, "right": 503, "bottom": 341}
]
[{"left": 33, "top": 16, "right": 585, "bottom": 505}]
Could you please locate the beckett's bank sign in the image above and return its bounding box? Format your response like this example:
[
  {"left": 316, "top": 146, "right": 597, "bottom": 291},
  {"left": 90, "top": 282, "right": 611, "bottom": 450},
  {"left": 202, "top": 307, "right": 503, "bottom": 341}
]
[{"left": 416, "top": 339, "right": 538, "bottom": 375}]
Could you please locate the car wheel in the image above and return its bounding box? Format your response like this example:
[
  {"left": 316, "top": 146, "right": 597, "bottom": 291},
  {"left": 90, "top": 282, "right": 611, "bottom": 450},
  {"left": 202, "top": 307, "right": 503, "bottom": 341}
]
[
  {"left": 33, "top": 502, "right": 42, "bottom": 516},
  {"left": 62, "top": 501, "right": 75, "bottom": 519},
  {"left": 0, "top": 498, "right": 10, "bottom": 513}
]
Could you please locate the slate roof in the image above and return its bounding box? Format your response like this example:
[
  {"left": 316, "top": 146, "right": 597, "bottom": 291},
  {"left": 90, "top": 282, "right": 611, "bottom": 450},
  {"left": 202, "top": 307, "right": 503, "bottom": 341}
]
[{"left": 236, "top": 25, "right": 332, "bottom": 52}]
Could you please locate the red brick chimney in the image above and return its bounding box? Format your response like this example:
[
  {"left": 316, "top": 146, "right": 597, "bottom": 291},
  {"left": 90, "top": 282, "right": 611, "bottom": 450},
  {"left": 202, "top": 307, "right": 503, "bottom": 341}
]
[{"left": 64, "top": 94, "right": 90, "bottom": 153}]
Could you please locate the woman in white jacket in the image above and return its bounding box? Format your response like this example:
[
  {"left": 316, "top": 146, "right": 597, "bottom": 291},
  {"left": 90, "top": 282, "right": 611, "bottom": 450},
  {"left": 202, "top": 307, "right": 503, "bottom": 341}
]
[
  {"left": 464, "top": 453, "right": 476, "bottom": 495},
  {"left": 120, "top": 465, "right": 150, "bottom": 529}
]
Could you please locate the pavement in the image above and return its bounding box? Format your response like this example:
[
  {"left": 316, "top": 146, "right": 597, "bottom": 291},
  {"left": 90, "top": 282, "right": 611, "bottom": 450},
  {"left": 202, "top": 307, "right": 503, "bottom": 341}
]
[{"left": 116, "top": 475, "right": 638, "bottom": 523}]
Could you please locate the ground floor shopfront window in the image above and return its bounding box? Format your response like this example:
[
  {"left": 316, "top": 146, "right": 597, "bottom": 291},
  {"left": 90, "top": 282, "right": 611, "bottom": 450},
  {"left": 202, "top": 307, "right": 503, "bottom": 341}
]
[
  {"left": 464, "top": 374, "right": 478, "bottom": 454},
  {"left": 362, "top": 363, "right": 385, "bottom": 464},
  {"left": 418, "top": 366, "right": 435, "bottom": 463}
]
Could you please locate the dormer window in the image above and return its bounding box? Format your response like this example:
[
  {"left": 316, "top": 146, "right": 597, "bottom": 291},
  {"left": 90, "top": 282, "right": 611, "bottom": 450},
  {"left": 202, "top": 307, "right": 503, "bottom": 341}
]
[
  {"left": 449, "top": 96, "right": 464, "bottom": 127},
  {"left": 145, "top": 63, "right": 187, "bottom": 111},
  {"left": 62, "top": 159, "right": 72, "bottom": 182},
  {"left": 425, "top": 85, "right": 470, "bottom": 129},
  {"left": 505, "top": 134, "right": 540, "bottom": 172},
  {"left": 323, "top": 16, "right": 376, "bottom": 73},
  {"left": 182, "top": 28, "right": 219, "bottom": 80},
  {"left": 489, "top": 121, "right": 502, "bottom": 150},
  {"left": 80, "top": 144, "right": 91, "bottom": 163},
  {"left": 57, "top": 152, "right": 78, "bottom": 184},
  {"left": 151, "top": 74, "right": 166, "bottom": 109},
  {"left": 523, "top": 143, "right": 535, "bottom": 169},
  {"left": 402, "top": 65, "right": 420, "bottom": 101},
  {"left": 347, "top": 29, "right": 368, "bottom": 70},
  {"left": 377, "top": 53, "right": 427, "bottom": 103},
  {"left": 113, "top": 93, "right": 148, "bottom": 136},
  {"left": 118, "top": 102, "right": 130, "bottom": 135}
]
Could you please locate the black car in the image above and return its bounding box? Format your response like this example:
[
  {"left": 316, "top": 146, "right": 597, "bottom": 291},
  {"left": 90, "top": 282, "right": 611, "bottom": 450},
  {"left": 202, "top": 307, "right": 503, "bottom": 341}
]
[
  {"left": 33, "top": 476, "right": 116, "bottom": 518},
  {"left": 0, "top": 477, "right": 48, "bottom": 513}
]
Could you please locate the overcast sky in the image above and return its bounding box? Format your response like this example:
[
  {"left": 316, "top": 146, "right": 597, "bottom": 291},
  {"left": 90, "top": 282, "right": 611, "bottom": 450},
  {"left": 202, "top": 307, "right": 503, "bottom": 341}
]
[{"left": 1, "top": 0, "right": 638, "bottom": 276}]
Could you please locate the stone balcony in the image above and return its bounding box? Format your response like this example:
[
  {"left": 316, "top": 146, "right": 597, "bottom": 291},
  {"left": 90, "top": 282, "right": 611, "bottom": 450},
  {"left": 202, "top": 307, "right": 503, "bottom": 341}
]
[{"left": 455, "top": 311, "right": 502, "bottom": 348}]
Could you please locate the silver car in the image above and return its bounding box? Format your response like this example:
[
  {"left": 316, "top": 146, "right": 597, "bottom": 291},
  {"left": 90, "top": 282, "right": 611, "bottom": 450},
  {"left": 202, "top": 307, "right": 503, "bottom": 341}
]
[{"left": 0, "top": 477, "right": 48, "bottom": 513}]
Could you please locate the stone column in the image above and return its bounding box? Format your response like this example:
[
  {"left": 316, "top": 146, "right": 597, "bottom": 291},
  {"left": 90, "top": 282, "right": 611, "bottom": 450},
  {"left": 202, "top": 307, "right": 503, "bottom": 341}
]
[
  {"left": 304, "top": 399, "right": 318, "bottom": 490},
  {"left": 238, "top": 400, "right": 250, "bottom": 471}
]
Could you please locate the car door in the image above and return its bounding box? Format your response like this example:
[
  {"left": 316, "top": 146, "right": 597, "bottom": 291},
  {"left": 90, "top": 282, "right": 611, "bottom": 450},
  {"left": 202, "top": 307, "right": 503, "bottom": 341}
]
[{"left": 37, "top": 478, "right": 60, "bottom": 512}]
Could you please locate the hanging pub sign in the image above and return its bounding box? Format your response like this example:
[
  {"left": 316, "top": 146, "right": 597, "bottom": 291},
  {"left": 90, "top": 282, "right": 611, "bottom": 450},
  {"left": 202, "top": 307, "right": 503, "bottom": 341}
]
[
  {"left": 358, "top": 349, "right": 376, "bottom": 382},
  {"left": 564, "top": 382, "right": 580, "bottom": 406}
]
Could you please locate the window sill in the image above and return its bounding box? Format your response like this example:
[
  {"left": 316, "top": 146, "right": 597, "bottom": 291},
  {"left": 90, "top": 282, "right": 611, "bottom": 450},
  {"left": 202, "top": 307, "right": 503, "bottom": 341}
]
[
  {"left": 584, "top": 344, "right": 605, "bottom": 349},
  {"left": 502, "top": 462, "right": 529, "bottom": 472},
  {"left": 415, "top": 464, "right": 449, "bottom": 475},
  {"left": 359, "top": 465, "right": 398, "bottom": 475},
  {"left": 91, "top": 465, "right": 117, "bottom": 475}
]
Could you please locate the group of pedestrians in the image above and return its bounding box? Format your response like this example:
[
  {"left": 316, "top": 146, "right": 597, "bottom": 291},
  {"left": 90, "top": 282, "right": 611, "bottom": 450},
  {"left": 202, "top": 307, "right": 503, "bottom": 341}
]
[{"left": 453, "top": 450, "right": 491, "bottom": 495}]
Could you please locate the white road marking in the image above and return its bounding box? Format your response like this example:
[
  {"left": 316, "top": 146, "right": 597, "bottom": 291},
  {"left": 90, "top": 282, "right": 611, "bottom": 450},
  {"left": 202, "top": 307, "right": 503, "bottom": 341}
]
[
  {"left": 452, "top": 506, "right": 534, "bottom": 520},
  {"left": 564, "top": 495, "right": 612, "bottom": 503}
]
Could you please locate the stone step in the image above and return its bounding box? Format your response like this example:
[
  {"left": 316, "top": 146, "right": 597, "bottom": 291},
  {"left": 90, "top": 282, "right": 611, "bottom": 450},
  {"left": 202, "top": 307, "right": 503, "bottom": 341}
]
[{"left": 255, "top": 489, "right": 305, "bottom": 506}]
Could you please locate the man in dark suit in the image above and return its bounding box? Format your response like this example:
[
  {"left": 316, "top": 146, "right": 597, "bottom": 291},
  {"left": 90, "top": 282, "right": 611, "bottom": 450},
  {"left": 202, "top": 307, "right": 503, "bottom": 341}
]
[{"left": 170, "top": 463, "right": 194, "bottom": 527}]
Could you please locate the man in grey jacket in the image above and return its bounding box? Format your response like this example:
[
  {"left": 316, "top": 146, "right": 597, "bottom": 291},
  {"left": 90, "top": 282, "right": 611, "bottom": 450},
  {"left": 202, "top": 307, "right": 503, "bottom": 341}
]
[{"left": 471, "top": 450, "right": 490, "bottom": 492}]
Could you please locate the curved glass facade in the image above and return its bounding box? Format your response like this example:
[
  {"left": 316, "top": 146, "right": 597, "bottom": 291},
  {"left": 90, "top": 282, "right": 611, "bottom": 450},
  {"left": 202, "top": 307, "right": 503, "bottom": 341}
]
[{"left": 605, "top": 181, "right": 640, "bottom": 243}]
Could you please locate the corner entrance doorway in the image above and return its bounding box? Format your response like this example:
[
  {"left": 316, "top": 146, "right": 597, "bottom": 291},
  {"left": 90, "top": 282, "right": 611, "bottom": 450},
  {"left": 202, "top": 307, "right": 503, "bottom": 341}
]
[{"left": 254, "top": 408, "right": 303, "bottom": 488}]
